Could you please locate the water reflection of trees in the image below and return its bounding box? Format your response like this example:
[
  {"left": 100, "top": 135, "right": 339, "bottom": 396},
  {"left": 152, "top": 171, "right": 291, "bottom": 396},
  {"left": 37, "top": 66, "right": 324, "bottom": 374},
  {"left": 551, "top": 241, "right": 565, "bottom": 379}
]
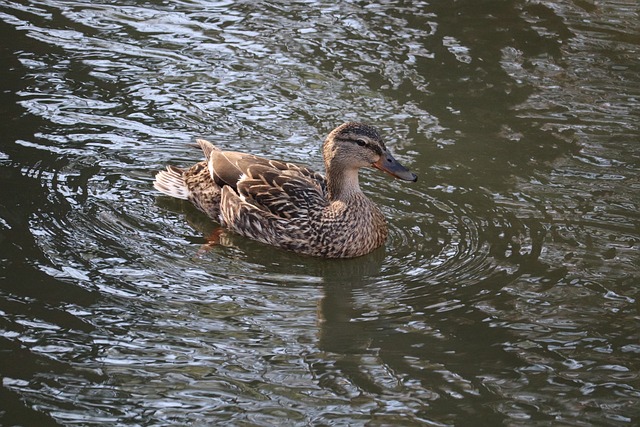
[
  {"left": 308, "top": 2, "right": 579, "bottom": 423},
  {"left": 310, "top": 1, "right": 577, "bottom": 187},
  {"left": 0, "top": 21, "right": 103, "bottom": 425}
]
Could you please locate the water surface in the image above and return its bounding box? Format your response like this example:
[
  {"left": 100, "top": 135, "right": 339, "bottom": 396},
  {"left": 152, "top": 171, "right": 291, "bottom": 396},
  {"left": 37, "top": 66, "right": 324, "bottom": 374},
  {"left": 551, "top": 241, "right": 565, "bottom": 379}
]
[{"left": 1, "top": 0, "right": 639, "bottom": 425}]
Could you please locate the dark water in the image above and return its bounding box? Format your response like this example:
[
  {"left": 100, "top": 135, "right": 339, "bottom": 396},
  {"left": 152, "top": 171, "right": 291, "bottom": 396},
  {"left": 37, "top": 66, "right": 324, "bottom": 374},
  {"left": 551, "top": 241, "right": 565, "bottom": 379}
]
[{"left": 1, "top": 0, "right": 639, "bottom": 425}]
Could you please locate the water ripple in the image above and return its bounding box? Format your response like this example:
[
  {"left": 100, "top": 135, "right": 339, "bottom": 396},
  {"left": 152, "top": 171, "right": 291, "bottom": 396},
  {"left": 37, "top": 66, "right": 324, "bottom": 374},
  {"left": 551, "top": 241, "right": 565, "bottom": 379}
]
[{"left": 1, "top": 0, "right": 639, "bottom": 425}]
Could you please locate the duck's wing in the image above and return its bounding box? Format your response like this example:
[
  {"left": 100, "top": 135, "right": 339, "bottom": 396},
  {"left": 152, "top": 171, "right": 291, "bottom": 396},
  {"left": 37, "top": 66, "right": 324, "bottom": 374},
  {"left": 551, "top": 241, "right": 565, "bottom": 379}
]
[
  {"left": 209, "top": 151, "right": 326, "bottom": 194},
  {"left": 195, "top": 139, "right": 327, "bottom": 218},
  {"left": 217, "top": 165, "right": 327, "bottom": 252},
  {"left": 235, "top": 164, "right": 328, "bottom": 219}
]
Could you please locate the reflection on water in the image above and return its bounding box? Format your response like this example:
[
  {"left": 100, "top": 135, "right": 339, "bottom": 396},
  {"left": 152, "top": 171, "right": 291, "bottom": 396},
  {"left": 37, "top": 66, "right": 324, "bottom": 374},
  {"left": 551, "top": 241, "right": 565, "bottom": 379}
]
[{"left": 1, "top": 0, "right": 639, "bottom": 425}]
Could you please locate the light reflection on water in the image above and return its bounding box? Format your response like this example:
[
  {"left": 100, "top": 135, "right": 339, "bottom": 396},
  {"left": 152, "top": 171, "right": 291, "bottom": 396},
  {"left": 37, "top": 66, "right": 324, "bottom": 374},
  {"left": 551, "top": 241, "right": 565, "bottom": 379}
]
[{"left": 0, "top": 0, "right": 639, "bottom": 425}]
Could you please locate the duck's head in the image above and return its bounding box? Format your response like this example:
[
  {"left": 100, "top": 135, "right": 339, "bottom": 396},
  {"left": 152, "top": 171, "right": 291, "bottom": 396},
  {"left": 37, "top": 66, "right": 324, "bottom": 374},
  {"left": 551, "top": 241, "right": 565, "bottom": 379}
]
[{"left": 323, "top": 122, "right": 417, "bottom": 182}]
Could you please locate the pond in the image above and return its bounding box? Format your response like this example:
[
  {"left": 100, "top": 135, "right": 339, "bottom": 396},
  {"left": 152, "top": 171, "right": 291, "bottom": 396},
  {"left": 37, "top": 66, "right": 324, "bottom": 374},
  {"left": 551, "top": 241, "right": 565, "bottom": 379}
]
[{"left": 0, "top": 0, "right": 638, "bottom": 425}]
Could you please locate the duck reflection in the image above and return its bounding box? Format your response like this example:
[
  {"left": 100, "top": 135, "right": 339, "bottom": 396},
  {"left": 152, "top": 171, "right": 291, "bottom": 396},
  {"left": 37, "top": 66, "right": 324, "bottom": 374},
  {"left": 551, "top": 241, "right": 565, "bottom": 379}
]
[{"left": 315, "top": 249, "right": 385, "bottom": 355}]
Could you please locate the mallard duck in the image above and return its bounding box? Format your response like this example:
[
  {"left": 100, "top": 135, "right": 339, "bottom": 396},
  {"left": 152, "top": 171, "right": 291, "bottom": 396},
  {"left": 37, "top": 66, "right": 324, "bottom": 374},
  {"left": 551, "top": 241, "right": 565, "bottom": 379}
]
[{"left": 154, "top": 122, "right": 417, "bottom": 258}]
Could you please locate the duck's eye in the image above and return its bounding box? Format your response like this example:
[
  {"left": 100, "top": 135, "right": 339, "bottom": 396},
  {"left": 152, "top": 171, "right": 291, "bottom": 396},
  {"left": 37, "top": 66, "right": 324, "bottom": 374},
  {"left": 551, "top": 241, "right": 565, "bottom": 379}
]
[{"left": 355, "top": 139, "right": 367, "bottom": 147}]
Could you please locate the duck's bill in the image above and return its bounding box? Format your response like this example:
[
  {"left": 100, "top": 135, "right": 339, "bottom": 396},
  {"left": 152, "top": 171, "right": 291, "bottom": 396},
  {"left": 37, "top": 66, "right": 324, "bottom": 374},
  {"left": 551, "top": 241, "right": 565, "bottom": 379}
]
[{"left": 373, "top": 151, "right": 418, "bottom": 182}]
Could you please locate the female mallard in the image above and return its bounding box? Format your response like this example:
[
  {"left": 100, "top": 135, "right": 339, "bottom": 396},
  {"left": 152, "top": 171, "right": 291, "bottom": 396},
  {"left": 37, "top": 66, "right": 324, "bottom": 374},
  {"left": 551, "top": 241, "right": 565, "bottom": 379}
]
[{"left": 154, "top": 122, "right": 417, "bottom": 258}]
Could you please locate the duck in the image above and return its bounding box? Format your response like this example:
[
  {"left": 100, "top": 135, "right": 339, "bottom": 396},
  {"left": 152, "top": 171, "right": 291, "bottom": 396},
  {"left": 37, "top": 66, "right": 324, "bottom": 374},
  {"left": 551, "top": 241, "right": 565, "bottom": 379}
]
[{"left": 154, "top": 122, "right": 417, "bottom": 258}]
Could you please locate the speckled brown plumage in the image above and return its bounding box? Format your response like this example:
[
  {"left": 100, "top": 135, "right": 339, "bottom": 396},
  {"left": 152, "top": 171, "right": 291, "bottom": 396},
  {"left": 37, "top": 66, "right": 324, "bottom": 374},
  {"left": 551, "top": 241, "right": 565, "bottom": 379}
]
[{"left": 154, "top": 122, "right": 417, "bottom": 258}]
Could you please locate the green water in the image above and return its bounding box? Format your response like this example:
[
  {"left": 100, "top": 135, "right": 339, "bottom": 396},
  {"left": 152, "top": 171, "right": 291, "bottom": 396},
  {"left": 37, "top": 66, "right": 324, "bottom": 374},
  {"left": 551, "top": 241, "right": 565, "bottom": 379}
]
[{"left": 1, "top": 1, "right": 638, "bottom": 425}]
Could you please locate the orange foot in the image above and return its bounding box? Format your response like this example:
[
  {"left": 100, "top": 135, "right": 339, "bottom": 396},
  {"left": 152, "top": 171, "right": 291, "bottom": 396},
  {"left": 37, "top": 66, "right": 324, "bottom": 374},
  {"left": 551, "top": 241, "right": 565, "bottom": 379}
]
[{"left": 195, "top": 227, "right": 225, "bottom": 256}]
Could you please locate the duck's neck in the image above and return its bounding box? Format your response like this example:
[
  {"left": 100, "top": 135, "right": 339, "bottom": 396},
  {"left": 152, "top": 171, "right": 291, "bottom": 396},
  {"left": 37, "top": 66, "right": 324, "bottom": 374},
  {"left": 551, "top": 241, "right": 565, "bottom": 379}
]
[{"left": 326, "top": 165, "right": 363, "bottom": 202}]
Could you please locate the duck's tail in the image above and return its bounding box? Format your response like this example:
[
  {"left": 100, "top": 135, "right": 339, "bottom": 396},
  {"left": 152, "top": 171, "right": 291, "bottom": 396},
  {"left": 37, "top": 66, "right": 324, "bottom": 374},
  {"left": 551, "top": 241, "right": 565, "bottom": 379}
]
[{"left": 154, "top": 165, "right": 190, "bottom": 200}]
